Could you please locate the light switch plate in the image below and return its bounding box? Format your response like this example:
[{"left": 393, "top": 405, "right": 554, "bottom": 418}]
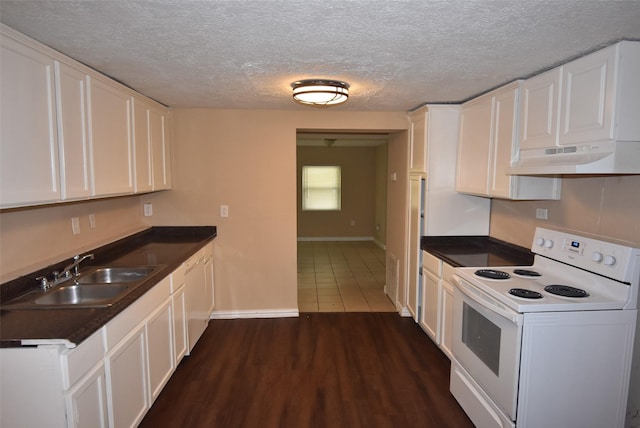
[{"left": 220, "top": 205, "right": 229, "bottom": 218}]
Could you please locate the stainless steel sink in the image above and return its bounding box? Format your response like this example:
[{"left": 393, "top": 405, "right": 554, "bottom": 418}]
[
  {"left": 76, "top": 266, "right": 156, "bottom": 284},
  {"left": 34, "top": 284, "right": 131, "bottom": 306},
  {"left": 1, "top": 265, "right": 164, "bottom": 310}
]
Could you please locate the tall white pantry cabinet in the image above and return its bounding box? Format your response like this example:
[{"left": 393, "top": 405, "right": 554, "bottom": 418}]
[
  {"left": 405, "top": 105, "right": 490, "bottom": 319},
  {"left": 0, "top": 24, "right": 172, "bottom": 209}
]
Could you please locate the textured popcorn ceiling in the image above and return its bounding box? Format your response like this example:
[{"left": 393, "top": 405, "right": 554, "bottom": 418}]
[{"left": 1, "top": 0, "right": 640, "bottom": 111}]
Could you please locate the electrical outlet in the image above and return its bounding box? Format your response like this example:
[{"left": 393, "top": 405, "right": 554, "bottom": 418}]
[
  {"left": 220, "top": 205, "right": 229, "bottom": 218},
  {"left": 536, "top": 208, "right": 548, "bottom": 220},
  {"left": 71, "top": 217, "right": 81, "bottom": 235},
  {"left": 89, "top": 214, "right": 96, "bottom": 229},
  {"left": 143, "top": 203, "right": 153, "bottom": 217}
]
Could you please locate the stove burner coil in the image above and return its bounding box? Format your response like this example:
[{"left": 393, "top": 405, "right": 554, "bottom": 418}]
[
  {"left": 474, "top": 269, "right": 511, "bottom": 280},
  {"left": 509, "top": 288, "right": 543, "bottom": 299},
  {"left": 544, "top": 285, "right": 589, "bottom": 298},
  {"left": 513, "top": 269, "right": 541, "bottom": 277}
]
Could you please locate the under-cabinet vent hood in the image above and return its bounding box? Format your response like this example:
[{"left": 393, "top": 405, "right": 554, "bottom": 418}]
[{"left": 507, "top": 141, "right": 640, "bottom": 175}]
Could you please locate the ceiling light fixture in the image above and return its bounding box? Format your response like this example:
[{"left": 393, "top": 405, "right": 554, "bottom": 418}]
[{"left": 291, "top": 79, "right": 350, "bottom": 107}]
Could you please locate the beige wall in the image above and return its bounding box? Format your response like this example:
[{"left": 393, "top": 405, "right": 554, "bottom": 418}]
[
  {"left": 490, "top": 175, "right": 640, "bottom": 247},
  {"left": 385, "top": 132, "right": 410, "bottom": 308},
  {"left": 141, "top": 109, "right": 409, "bottom": 315},
  {"left": 0, "top": 197, "right": 145, "bottom": 282},
  {"left": 296, "top": 145, "right": 378, "bottom": 239}
]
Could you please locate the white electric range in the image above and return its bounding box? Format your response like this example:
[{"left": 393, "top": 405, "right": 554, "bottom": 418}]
[{"left": 449, "top": 227, "right": 640, "bottom": 428}]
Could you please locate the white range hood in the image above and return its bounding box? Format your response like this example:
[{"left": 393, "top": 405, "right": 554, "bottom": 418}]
[{"left": 508, "top": 140, "right": 640, "bottom": 175}]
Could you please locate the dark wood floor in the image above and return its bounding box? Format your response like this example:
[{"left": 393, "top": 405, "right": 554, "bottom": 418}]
[{"left": 140, "top": 313, "right": 474, "bottom": 428}]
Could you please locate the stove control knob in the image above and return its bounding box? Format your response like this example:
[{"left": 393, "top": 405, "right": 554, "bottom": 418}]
[
  {"left": 535, "top": 237, "right": 545, "bottom": 247},
  {"left": 543, "top": 239, "right": 554, "bottom": 249},
  {"left": 592, "top": 252, "right": 604, "bottom": 263},
  {"left": 603, "top": 255, "right": 617, "bottom": 266}
]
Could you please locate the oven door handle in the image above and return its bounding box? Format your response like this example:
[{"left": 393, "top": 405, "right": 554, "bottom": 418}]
[{"left": 453, "top": 275, "right": 523, "bottom": 326}]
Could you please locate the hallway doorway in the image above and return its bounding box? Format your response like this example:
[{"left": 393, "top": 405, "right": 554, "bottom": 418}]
[{"left": 297, "top": 240, "right": 394, "bottom": 312}]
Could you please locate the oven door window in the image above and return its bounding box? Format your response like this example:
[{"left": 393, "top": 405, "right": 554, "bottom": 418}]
[{"left": 462, "top": 302, "right": 501, "bottom": 375}]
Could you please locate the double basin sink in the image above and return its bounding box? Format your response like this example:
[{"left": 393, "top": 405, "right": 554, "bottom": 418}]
[{"left": 3, "top": 266, "right": 162, "bottom": 310}]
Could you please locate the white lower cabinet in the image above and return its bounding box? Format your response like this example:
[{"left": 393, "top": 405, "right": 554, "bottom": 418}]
[
  {"left": 65, "top": 362, "right": 108, "bottom": 428},
  {"left": 185, "top": 242, "right": 215, "bottom": 354},
  {"left": 420, "top": 268, "right": 440, "bottom": 342},
  {"left": 420, "top": 251, "right": 455, "bottom": 359},
  {"left": 439, "top": 266, "right": 456, "bottom": 359},
  {"left": 0, "top": 247, "right": 214, "bottom": 427},
  {"left": 146, "top": 297, "right": 174, "bottom": 403},
  {"left": 105, "top": 323, "right": 148, "bottom": 428},
  {"left": 170, "top": 263, "right": 188, "bottom": 365}
]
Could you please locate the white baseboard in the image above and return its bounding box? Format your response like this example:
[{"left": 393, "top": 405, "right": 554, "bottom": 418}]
[
  {"left": 399, "top": 307, "right": 412, "bottom": 317},
  {"left": 210, "top": 309, "right": 299, "bottom": 319},
  {"left": 297, "top": 236, "right": 374, "bottom": 242},
  {"left": 373, "top": 239, "right": 386, "bottom": 250}
]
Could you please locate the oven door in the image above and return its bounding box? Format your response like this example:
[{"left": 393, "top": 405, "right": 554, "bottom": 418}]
[{"left": 451, "top": 276, "right": 523, "bottom": 421}]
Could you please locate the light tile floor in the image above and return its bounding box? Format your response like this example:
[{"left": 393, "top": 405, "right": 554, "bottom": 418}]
[{"left": 297, "top": 241, "right": 396, "bottom": 312}]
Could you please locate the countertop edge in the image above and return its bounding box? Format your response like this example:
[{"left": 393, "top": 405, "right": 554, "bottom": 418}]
[{"left": 0, "top": 226, "right": 217, "bottom": 348}]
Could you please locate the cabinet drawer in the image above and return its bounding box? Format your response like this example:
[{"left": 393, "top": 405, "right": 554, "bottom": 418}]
[
  {"left": 170, "top": 264, "right": 185, "bottom": 294},
  {"left": 60, "top": 327, "right": 106, "bottom": 390},
  {"left": 105, "top": 276, "right": 171, "bottom": 349},
  {"left": 422, "top": 251, "right": 442, "bottom": 276},
  {"left": 204, "top": 242, "right": 213, "bottom": 261},
  {"left": 442, "top": 262, "right": 456, "bottom": 283},
  {"left": 184, "top": 249, "right": 204, "bottom": 271}
]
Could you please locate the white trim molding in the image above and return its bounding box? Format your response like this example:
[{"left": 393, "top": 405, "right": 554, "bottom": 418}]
[{"left": 210, "top": 309, "right": 299, "bottom": 319}]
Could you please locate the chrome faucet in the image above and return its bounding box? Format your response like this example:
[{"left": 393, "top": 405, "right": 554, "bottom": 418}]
[{"left": 36, "top": 253, "right": 94, "bottom": 290}]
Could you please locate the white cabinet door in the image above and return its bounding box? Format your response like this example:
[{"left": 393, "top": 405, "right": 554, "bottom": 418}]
[
  {"left": 560, "top": 45, "right": 616, "bottom": 145},
  {"left": 172, "top": 284, "right": 188, "bottom": 365},
  {"left": 204, "top": 249, "right": 215, "bottom": 315},
  {"left": 456, "top": 95, "right": 493, "bottom": 196},
  {"left": 105, "top": 324, "right": 148, "bottom": 428},
  {"left": 440, "top": 279, "right": 455, "bottom": 360},
  {"left": 88, "top": 76, "right": 133, "bottom": 197},
  {"left": 519, "top": 67, "right": 562, "bottom": 150},
  {"left": 65, "top": 362, "right": 108, "bottom": 428},
  {"left": 420, "top": 268, "right": 440, "bottom": 343},
  {"left": 146, "top": 297, "right": 174, "bottom": 403},
  {"left": 132, "top": 97, "right": 152, "bottom": 193},
  {"left": 55, "top": 61, "right": 91, "bottom": 200},
  {"left": 409, "top": 111, "right": 428, "bottom": 173},
  {"left": 185, "top": 253, "right": 209, "bottom": 354},
  {"left": 490, "top": 88, "right": 518, "bottom": 198},
  {"left": 148, "top": 105, "right": 170, "bottom": 190},
  {"left": 0, "top": 35, "right": 60, "bottom": 207}
]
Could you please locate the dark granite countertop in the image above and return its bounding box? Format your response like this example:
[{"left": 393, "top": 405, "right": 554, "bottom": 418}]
[
  {"left": 0, "top": 226, "right": 217, "bottom": 348},
  {"left": 421, "top": 235, "right": 534, "bottom": 268}
]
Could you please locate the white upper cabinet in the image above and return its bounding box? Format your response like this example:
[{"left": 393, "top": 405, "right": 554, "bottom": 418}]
[
  {"left": 148, "top": 104, "right": 171, "bottom": 191},
  {"left": 520, "top": 41, "right": 640, "bottom": 151},
  {"left": 409, "top": 112, "right": 428, "bottom": 173},
  {"left": 457, "top": 82, "right": 561, "bottom": 200},
  {"left": 55, "top": 61, "right": 91, "bottom": 200},
  {"left": 455, "top": 95, "right": 494, "bottom": 196},
  {"left": 132, "top": 97, "right": 171, "bottom": 193},
  {"left": 87, "top": 75, "right": 134, "bottom": 197},
  {"left": 519, "top": 68, "right": 562, "bottom": 150},
  {"left": 132, "top": 97, "right": 153, "bottom": 193},
  {"left": 0, "top": 31, "right": 60, "bottom": 208},
  {"left": 0, "top": 24, "right": 172, "bottom": 208}
]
